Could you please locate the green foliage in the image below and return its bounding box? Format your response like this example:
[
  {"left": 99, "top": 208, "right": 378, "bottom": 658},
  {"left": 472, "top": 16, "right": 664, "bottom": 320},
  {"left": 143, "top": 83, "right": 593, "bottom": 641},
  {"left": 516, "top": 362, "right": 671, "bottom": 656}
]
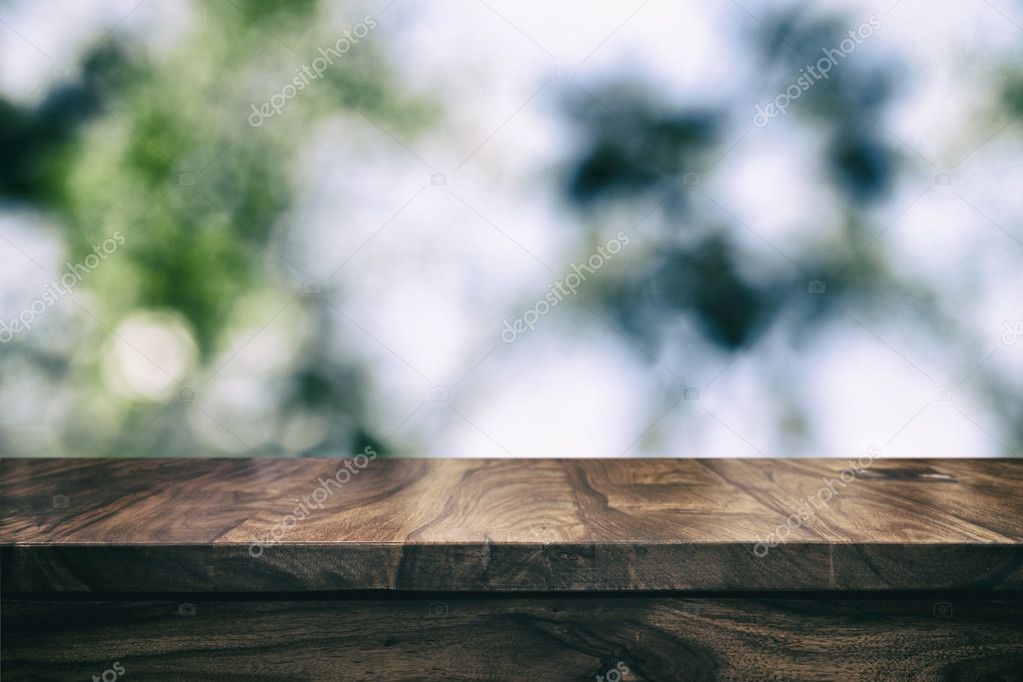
[{"left": 0, "top": 0, "right": 435, "bottom": 455}]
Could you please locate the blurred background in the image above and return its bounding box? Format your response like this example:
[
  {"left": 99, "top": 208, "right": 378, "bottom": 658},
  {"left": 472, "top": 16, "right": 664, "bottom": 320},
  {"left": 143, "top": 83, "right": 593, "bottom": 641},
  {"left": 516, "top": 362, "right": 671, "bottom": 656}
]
[{"left": 0, "top": 0, "right": 1020, "bottom": 458}]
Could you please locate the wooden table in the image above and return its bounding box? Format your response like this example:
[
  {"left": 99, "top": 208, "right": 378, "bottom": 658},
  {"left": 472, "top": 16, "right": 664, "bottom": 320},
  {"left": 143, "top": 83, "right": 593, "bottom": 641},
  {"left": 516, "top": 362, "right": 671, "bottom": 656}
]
[{"left": 2, "top": 457, "right": 1022, "bottom": 680}]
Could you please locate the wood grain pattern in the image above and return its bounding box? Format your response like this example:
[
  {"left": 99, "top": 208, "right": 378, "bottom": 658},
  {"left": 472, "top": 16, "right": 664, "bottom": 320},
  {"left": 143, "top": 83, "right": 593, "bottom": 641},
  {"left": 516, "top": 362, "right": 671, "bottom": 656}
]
[
  {"left": 4, "top": 594, "right": 1022, "bottom": 681},
  {"left": 2, "top": 458, "right": 1022, "bottom": 592}
]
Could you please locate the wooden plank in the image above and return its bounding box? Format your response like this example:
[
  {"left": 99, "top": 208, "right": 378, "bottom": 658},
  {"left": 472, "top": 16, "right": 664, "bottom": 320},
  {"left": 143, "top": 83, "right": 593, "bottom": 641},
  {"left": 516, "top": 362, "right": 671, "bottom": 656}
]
[
  {"left": 3, "top": 594, "right": 1022, "bottom": 681},
  {"left": 2, "top": 458, "right": 1022, "bottom": 592}
]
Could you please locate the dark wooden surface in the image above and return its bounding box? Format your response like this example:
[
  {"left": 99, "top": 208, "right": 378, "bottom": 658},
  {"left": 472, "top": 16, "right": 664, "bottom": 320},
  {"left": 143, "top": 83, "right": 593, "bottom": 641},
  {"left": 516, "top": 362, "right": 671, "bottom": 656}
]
[
  {"left": 3, "top": 458, "right": 1022, "bottom": 680},
  {"left": 2, "top": 457, "right": 1022, "bottom": 592},
  {"left": 4, "top": 593, "right": 1022, "bottom": 681}
]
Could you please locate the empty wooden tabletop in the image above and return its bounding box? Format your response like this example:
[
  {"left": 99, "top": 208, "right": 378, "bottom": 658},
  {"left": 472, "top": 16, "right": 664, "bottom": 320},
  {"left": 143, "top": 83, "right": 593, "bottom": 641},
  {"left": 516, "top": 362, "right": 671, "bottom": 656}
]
[{"left": 2, "top": 457, "right": 1021, "bottom": 592}]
